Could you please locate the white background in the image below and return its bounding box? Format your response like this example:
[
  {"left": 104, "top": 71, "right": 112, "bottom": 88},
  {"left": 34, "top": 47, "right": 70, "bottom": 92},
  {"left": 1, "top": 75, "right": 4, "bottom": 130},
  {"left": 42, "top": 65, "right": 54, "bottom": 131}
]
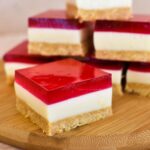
[
  {"left": 0, "top": 0, "right": 149, "bottom": 57},
  {"left": 0, "top": 0, "right": 150, "bottom": 34}
]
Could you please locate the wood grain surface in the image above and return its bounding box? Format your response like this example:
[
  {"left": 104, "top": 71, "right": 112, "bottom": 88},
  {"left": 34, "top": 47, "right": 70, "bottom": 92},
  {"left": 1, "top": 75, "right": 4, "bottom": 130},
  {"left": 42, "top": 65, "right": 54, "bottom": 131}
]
[
  {"left": 0, "top": 61, "right": 150, "bottom": 150},
  {"left": 0, "top": 143, "right": 19, "bottom": 150}
]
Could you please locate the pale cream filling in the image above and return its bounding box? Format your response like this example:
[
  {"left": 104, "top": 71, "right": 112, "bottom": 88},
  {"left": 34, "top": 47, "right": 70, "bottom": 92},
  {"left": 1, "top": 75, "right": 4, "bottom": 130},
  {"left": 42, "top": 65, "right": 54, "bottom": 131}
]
[
  {"left": 15, "top": 82, "right": 112, "bottom": 122},
  {"left": 101, "top": 69, "right": 122, "bottom": 84},
  {"left": 4, "top": 62, "right": 37, "bottom": 78},
  {"left": 127, "top": 70, "right": 150, "bottom": 84},
  {"left": 67, "top": 0, "right": 132, "bottom": 10},
  {"left": 28, "top": 28, "right": 87, "bottom": 44},
  {"left": 94, "top": 32, "right": 150, "bottom": 51}
]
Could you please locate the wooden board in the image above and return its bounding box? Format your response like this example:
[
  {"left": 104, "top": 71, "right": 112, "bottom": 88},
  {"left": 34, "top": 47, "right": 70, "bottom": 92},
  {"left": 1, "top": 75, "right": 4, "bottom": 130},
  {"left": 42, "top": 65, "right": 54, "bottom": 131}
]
[{"left": 0, "top": 61, "right": 150, "bottom": 150}]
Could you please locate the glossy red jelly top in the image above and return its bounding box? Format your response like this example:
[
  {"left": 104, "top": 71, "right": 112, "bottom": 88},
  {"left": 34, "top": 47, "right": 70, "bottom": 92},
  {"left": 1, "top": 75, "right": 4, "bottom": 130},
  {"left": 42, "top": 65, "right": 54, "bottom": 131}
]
[
  {"left": 29, "top": 10, "right": 86, "bottom": 29},
  {"left": 3, "top": 41, "right": 65, "bottom": 64},
  {"left": 79, "top": 57, "right": 124, "bottom": 70},
  {"left": 129, "top": 62, "right": 150, "bottom": 73},
  {"left": 95, "top": 14, "right": 150, "bottom": 34},
  {"left": 15, "top": 59, "right": 112, "bottom": 105}
]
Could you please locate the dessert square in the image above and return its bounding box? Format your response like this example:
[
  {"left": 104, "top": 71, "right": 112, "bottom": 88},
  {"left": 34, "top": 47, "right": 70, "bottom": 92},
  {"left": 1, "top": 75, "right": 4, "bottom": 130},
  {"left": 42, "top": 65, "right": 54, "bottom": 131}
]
[
  {"left": 28, "top": 10, "right": 92, "bottom": 57},
  {"left": 66, "top": 0, "right": 132, "bottom": 21},
  {"left": 126, "top": 62, "right": 150, "bottom": 97},
  {"left": 14, "top": 59, "right": 112, "bottom": 136},
  {"left": 3, "top": 41, "right": 63, "bottom": 84},
  {"left": 80, "top": 58, "right": 124, "bottom": 95},
  {"left": 94, "top": 15, "right": 150, "bottom": 62}
]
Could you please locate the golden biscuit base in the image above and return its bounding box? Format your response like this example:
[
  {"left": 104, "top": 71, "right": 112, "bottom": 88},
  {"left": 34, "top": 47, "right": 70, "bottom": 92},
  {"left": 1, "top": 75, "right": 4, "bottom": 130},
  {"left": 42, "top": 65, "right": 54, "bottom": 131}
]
[
  {"left": 28, "top": 42, "right": 89, "bottom": 57},
  {"left": 126, "top": 83, "right": 150, "bottom": 97},
  {"left": 96, "top": 51, "right": 150, "bottom": 62},
  {"left": 16, "top": 98, "right": 112, "bottom": 136},
  {"left": 67, "top": 3, "right": 132, "bottom": 21}
]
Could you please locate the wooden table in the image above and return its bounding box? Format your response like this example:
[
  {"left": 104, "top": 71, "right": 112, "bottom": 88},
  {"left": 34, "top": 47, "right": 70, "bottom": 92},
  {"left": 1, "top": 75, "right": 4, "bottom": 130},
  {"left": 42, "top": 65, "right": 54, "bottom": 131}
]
[
  {"left": 0, "top": 143, "right": 19, "bottom": 150},
  {"left": 0, "top": 62, "right": 19, "bottom": 150},
  {"left": 0, "top": 61, "right": 150, "bottom": 150}
]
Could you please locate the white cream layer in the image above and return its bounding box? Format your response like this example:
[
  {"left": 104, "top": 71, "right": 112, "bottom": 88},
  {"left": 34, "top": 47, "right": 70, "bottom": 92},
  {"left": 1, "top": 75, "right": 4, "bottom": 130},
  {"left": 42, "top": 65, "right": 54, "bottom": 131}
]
[
  {"left": 94, "top": 32, "right": 150, "bottom": 51},
  {"left": 28, "top": 28, "right": 87, "bottom": 44},
  {"left": 127, "top": 70, "right": 150, "bottom": 84},
  {"left": 4, "top": 62, "right": 37, "bottom": 78},
  {"left": 101, "top": 69, "right": 122, "bottom": 84},
  {"left": 67, "top": 0, "right": 132, "bottom": 10},
  {"left": 15, "top": 82, "right": 112, "bottom": 122}
]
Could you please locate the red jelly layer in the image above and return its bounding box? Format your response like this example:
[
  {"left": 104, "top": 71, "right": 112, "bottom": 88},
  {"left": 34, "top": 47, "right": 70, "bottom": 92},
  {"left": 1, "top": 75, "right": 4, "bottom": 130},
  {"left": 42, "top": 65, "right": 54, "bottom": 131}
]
[
  {"left": 29, "top": 10, "right": 86, "bottom": 29},
  {"left": 3, "top": 41, "right": 66, "bottom": 64},
  {"left": 15, "top": 59, "right": 112, "bottom": 105},
  {"left": 95, "top": 14, "right": 150, "bottom": 34},
  {"left": 78, "top": 57, "right": 124, "bottom": 70},
  {"left": 129, "top": 62, "right": 150, "bottom": 73}
]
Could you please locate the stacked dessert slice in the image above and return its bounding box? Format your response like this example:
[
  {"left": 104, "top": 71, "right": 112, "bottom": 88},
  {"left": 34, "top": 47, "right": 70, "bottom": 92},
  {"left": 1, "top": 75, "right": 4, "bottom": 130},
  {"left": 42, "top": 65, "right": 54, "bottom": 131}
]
[
  {"left": 66, "top": 0, "right": 132, "bottom": 21},
  {"left": 28, "top": 10, "right": 92, "bottom": 56},
  {"left": 126, "top": 62, "right": 150, "bottom": 97},
  {"left": 15, "top": 59, "right": 112, "bottom": 136},
  {"left": 94, "top": 15, "right": 150, "bottom": 62}
]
